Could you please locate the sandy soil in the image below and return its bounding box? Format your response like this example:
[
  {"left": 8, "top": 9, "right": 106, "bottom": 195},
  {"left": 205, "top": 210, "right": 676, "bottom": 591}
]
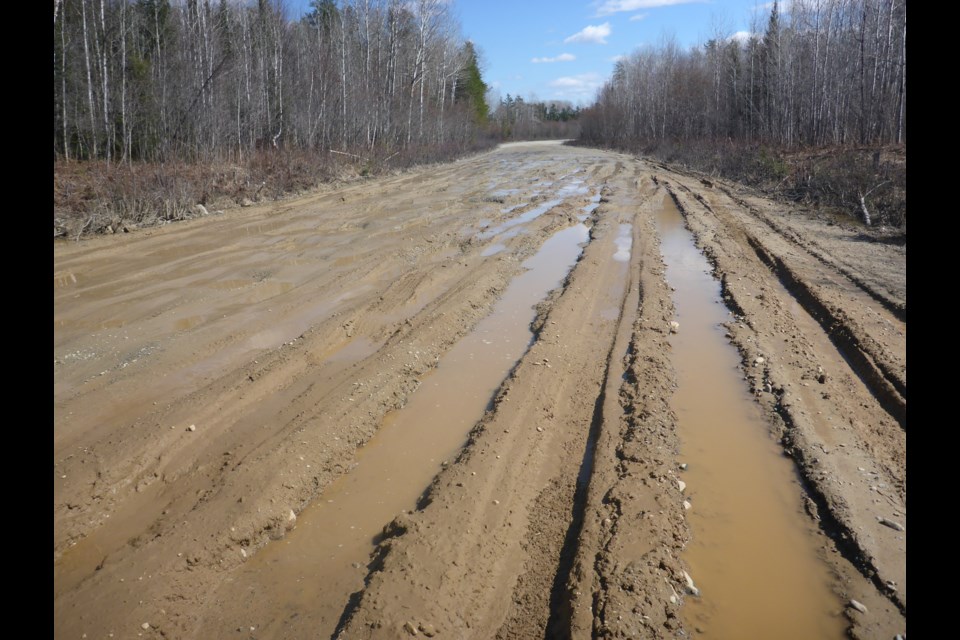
[{"left": 54, "top": 141, "right": 906, "bottom": 639}]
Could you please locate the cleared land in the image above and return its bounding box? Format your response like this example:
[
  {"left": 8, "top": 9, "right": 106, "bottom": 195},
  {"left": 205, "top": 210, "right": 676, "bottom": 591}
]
[{"left": 54, "top": 141, "right": 906, "bottom": 639}]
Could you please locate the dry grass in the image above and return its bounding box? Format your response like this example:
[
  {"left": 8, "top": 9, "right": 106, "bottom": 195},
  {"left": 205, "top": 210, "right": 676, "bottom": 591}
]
[
  {"left": 571, "top": 138, "right": 906, "bottom": 229},
  {"left": 54, "top": 139, "right": 497, "bottom": 239}
]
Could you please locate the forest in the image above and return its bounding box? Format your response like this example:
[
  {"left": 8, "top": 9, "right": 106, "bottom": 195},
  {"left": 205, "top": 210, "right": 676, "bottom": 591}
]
[
  {"left": 578, "top": 0, "right": 906, "bottom": 226},
  {"left": 53, "top": 0, "right": 493, "bottom": 161},
  {"left": 54, "top": 0, "right": 905, "bottom": 236}
]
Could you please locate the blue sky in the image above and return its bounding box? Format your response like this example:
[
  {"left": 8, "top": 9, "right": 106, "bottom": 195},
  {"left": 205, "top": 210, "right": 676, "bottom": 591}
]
[{"left": 286, "top": 1, "right": 779, "bottom": 106}]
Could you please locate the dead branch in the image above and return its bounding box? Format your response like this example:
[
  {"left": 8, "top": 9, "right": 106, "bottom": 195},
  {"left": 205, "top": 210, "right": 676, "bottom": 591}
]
[
  {"left": 330, "top": 149, "right": 363, "bottom": 160},
  {"left": 857, "top": 180, "right": 889, "bottom": 227}
]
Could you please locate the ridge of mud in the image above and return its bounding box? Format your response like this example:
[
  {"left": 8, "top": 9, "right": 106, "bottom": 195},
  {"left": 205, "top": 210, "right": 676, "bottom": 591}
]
[
  {"left": 717, "top": 185, "right": 907, "bottom": 322},
  {"left": 743, "top": 235, "right": 906, "bottom": 428},
  {"left": 566, "top": 182, "right": 692, "bottom": 639}
]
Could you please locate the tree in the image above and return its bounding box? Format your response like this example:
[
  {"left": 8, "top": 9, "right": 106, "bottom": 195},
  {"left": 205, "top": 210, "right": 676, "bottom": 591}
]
[{"left": 455, "top": 41, "right": 487, "bottom": 125}]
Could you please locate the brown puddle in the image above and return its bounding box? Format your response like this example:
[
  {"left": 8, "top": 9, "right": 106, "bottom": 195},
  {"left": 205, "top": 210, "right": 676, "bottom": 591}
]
[
  {"left": 199, "top": 222, "right": 591, "bottom": 638},
  {"left": 654, "top": 195, "right": 845, "bottom": 639}
]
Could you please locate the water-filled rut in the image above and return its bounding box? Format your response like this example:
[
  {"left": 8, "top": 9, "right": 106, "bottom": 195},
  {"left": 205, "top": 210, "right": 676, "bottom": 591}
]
[{"left": 654, "top": 194, "right": 845, "bottom": 638}]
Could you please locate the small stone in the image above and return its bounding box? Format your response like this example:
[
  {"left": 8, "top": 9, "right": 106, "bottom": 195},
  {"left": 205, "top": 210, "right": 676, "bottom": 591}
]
[
  {"left": 493, "top": 500, "right": 500, "bottom": 505},
  {"left": 141, "top": 623, "right": 150, "bottom": 630},
  {"left": 878, "top": 517, "right": 904, "bottom": 532},
  {"left": 403, "top": 621, "right": 419, "bottom": 635},
  {"left": 241, "top": 198, "right": 254, "bottom": 207},
  {"left": 683, "top": 500, "right": 692, "bottom": 510},
  {"left": 679, "top": 463, "right": 688, "bottom": 471},
  {"left": 682, "top": 570, "right": 700, "bottom": 597},
  {"left": 677, "top": 480, "right": 686, "bottom": 493},
  {"left": 848, "top": 599, "right": 867, "bottom": 614},
  {"left": 669, "top": 321, "right": 680, "bottom": 333},
  {"left": 194, "top": 204, "right": 209, "bottom": 216},
  {"left": 419, "top": 623, "right": 437, "bottom": 637},
  {"left": 536, "top": 426, "right": 544, "bottom": 432},
  {"left": 285, "top": 509, "right": 297, "bottom": 531},
  {"left": 669, "top": 594, "right": 678, "bottom": 604},
  {"left": 240, "top": 548, "right": 247, "bottom": 558},
  {"left": 754, "top": 356, "right": 765, "bottom": 366},
  {"left": 187, "top": 424, "right": 196, "bottom": 432}
]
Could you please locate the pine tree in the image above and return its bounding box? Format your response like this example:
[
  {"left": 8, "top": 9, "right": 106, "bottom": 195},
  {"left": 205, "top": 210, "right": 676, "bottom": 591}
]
[{"left": 455, "top": 41, "right": 488, "bottom": 125}]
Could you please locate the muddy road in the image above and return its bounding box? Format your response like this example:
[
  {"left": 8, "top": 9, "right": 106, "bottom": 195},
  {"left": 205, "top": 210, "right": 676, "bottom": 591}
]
[{"left": 54, "top": 141, "right": 906, "bottom": 639}]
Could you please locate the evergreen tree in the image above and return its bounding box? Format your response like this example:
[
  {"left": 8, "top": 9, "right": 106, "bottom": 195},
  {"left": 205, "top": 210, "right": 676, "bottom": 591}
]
[{"left": 456, "top": 41, "right": 488, "bottom": 125}]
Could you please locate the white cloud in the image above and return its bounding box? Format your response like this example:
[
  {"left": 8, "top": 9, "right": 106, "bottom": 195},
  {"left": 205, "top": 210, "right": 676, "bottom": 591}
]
[
  {"left": 596, "top": 0, "right": 705, "bottom": 16},
  {"left": 549, "top": 73, "right": 605, "bottom": 100},
  {"left": 610, "top": 54, "right": 627, "bottom": 63},
  {"left": 729, "top": 30, "right": 755, "bottom": 43},
  {"left": 629, "top": 13, "right": 649, "bottom": 21},
  {"left": 564, "top": 23, "right": 612, "bottom": 45},
  {"left": 531, "top": 53, "right": 577, "bottom": 63}
]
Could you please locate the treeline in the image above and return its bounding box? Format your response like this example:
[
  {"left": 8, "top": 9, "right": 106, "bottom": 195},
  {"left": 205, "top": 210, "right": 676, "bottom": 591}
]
[
  {"left": 582, "top": 0, "right": 905, "bottom": 147},
  {"left": 577, "top": 0, "right": 906, "bottom": 226},
  {"left": 491, "top": 95, "right": 581, "bottom": 140},
  {"left": 53, "top": 0, "right": 491, "bottom": 163}
]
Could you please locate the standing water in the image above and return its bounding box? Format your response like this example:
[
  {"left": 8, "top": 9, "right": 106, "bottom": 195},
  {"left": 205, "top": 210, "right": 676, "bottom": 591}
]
[{"left": 654, "top": 195, "right": 845, "bottom": 639}]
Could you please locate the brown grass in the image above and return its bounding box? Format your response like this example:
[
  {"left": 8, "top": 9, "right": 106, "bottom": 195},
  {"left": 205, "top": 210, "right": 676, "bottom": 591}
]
[
  {"left": 570, "top": 138, "right": 906, "bottom": 229},
  {"left": 54, "top": 140, "right": 497, "bottom": 239}
]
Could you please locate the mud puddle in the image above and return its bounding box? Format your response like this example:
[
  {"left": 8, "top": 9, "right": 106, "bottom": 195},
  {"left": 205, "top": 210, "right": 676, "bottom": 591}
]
[
  {"left": 478, "top": 199, "right": 563, "bottom": 240},
  {"left": 654, "top": 196, "right": 845, "bottom": 639},
  {"left": 199, "top": 222, "right": 590, "bottom": 638}
]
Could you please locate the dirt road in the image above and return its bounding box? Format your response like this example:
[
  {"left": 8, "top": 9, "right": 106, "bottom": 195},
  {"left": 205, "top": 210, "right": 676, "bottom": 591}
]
[{"left": 54, "top": 141, "right": 906, "bottom": 639}]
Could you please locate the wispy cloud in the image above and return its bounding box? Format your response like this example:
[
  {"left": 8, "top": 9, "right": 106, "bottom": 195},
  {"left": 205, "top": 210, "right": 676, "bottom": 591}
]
[
  {"left": 531, "top": 53, "right": 577, "bottom": 63},
  {"left": 629, "top": 13, "right": 649, "bottom": 21},
  {"left": 564, "top": 23, "right": 612, "bottom": 45},
  {"left": 595, "top": 0, "right": 705, "bottom": 16},
  {"left": 549, "top": 72, "right": 605, "bottom": 100}
]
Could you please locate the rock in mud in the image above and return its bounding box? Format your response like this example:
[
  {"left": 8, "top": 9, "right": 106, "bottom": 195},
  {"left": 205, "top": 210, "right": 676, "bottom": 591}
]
[
  {"left": 677, "top": 480, "right": 686, "bottom": 493},
  {"left": 419, "top": 623, "right": 437, "bottom": 637},
  {"left": 141, "top": 622, "right": 151, "bottom": 630},
  {"left": 403, "top": 620, "right": 419, "bottom": 635},
  {"left": 186, "top": 424, "right": 196, "bottom": 432},
  {"left": 754, "top": 356, "right": 765, "bottom": 366},
  {"left": 669, "top": 321, "right": 680, "bottom": 333},
  {"left": 848, "top": 599, "right": 868, "bottom": 614},
  {"left": 878, "top": 517, "right": 904, "bottom": 531},
  {"left": 285, "top": 509, "right": 297, "bottom": 531},
  {"left": 682, "top": 570, "right": 700, "bottom": 597}
]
